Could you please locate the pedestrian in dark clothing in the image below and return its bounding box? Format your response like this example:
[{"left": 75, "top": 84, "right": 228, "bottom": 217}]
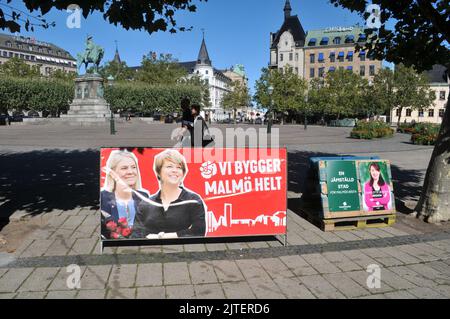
[{"left": 190, "top": 104, "right": 214, "bottom": 148}]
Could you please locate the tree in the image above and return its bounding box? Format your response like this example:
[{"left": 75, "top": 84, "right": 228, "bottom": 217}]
[
  {"left": 180, "top": 75, "right": 211, "bottom": 109},
  {"left": 0, "top": 57, "right": 41, "bottom": 78},
  {"left": 254, "top": 66, "right": 307, "bottom": 124},
  {"left": 135, "top": 52, "right": 188, "bottom": 85},
  {"left": 330, "top": 0, "right": 450, "bottom": 222},
  {"left": 99, "top": 61, "right": 134, "bottom": 82},
  {"left": 49, "top": 69, "right": 77, "bottom": 82},
  {"left": 0, "top": 0, "right": 207, "bottom": 34},
  {"left": 222, "top": 81, "right": 251, "bottom": 123}
]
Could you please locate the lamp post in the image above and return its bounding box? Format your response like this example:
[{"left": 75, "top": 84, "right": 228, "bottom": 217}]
[
  {"left": 267, "top": 85, "right": 273, "bottom": 134},
  {"left": 108, "top": 77, "right": 116, "bottom": 135},
  {"left": 304, "top": 94, "right": 308, "bottom": 130}
]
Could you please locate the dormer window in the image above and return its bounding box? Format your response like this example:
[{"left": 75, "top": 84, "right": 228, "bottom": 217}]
[{"left": 333, "top": 37, "right": 341, "bottom": 45}]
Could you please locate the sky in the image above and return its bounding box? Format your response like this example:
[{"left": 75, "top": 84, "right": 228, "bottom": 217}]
[{"left": 1, "top": 0, "right": 386, "bottom": 93}]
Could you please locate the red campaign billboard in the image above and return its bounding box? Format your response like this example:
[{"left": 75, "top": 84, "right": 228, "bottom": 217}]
[{"left": 100, "top": 148, "right": 287, "bottom": 240}]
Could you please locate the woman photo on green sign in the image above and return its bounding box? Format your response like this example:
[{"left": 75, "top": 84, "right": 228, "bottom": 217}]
[{"left": 363, "top": 162, "right": 392, "bottom": 211}]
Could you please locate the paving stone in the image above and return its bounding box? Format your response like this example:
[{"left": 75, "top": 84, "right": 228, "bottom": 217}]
[
  {"left": 427, "top": 261, "right": 450, "bottom": 276},
  {"left": 225, "top": 242, "right": 249, "bottom": 250},
  {"left": 407, "top": 287, "right": 446, "bottom": 299},
  {"left": 298, "top": 275, "right": 346, "bottom": 299},
  {"left": 12, "top": 238, "right": 34, "bottom": 257},
  {"left": 80, "top": 265, "right": 112, "bottom": 290},
  {"left": 314, "top": 231, "right": 344, "bottom": 243},
  {"left": 0, "top": 268, "right": 34, "bottom": 293},
  {"left": 163, "top": 262, "right": 191, "bottom": 285},
  {"left": 116, "top": 246, "right": 140, "bottom": 254},
  {"left": 194, "top": 283, "right": 226, "bottom": 299},
  {"left": 45, "top": 290, "right": 77, "bottom": 299},
  {"left": 107, "top": 264, "right": 137, "bottom": 288},
  {"left": 286, "top": 233, "right": 308, "bottom": 245},
  {"left": 360, "top": 248, "right": 404, "bottom": 267},
  {"left": 384, "top": 290, "right": 417, "bottom": 299},
  {"left": 136, "top": 287, "right": 166, "bottom": 299},
  {"left": 18, "top": 267, "right": 59, "bottom": 292},
  {"left": 342, "top": 250, "right": 379, "bottom": 269},
  {"left": 380, "top": 268, "right": 418, "bottom": 290},
  {"left": 267, "top": 240, "right": 284, "bottom": 247},
  {"left": 19, "top": 239, "right": 54, "bottom": 258},
  {"left": 77, "top": 209, "right": 97, "bottom": 216},
  {"left": 44, "top": 238, "right": 76, "bottom": 256},
  {"left": 279, "top": 255, "right": 318, "bottom": 276},
  {"left": 205, "top": 243, "right": 228, "bottom": 251},
  {"left": 364, "top": 228, "right": 395, "bottom": 238},
  {"left": 273, "top": 277, "right": 316, "bottom": 299},
  {"left": 0, "top": 293, "right": 16, "bottom": 299},
  {"left": 348, "top": 230, "right": 378, "bottom": 240},
  {"left": 357, "top": 294, "right": 386, "bottom": 299},
  {"left": 183, "top": 244, "right": 207, "bottom": 252},
  {"left": 388, "top": 266, "right": 436, "bottom": 288},
  {"left": 297, "top": 230, "right": 328, "bottom": 245},
  {"left": 381, "top": 227, "right": 409, "bottom": 236},
  {"left": 222, "top": 282, "right": 256, "bottom": 299},
  {"left": 236, "top": 259, "right": 271, "bottom": 281},
  {"left": 0, "top": 268, "right": 8, "bottom": 279},
  {"left": 346, "top": 270, "right": 393, "bottom": 294},
  {"left": 29, "top": 228, "right": 55, "bottom": 240},
  {"left": 258, "top": 258, "right": 295, "bottom": 279},
  {"left": 413, "top": 242, "right": 450, "bottom": 259},
  {"left": 247, "top": 278, "right": 286, "bottom": 299},
  {"left": 47, "top": 215, "right": 69, "bottom": 228},
  {"left": 432, "top": 285, "right": 450, "bottom": 297},
  {"left": 323, "top": 273, "right": 371, "bottom": 298},
  {"left": 139, "top": 245, "right": 162, "bottom": 254},
  {"left": 212, "top": 260, "right": 245, "bottom": 283},
  {"left": 47, "top": 267, "right": 86, "bottom": 291},
  {"left": 382, "top": 246, "right": 422, "bottom": 265},
  {"left": 162, "top": 245, "right": 185, "bottom": 253},
  {"left": 398, "top": 244, "right": 440, "bottom": 262},
  {"left": 15, "top": 291, "right": 47, "bottom": 299},
  {"left": 61, "top": 215, "right": 86, "bottom": 229},
  {"left": 136, "top": 263, "right": 163, "bottom": 287},
  {"left": 106, "top": 288, "right": 136, "bottom": 299},
  {"left": 247, "top": 241, "right": 270, "bottom": 249},
  {"left": 52, "top": 228, "right": 75, "bottom": 239},
  {"left": 68, "top": 238, "right": 97, "bottom": 255},
  {"left": 166, "top": 285, "right": 195, "bottom": 299},
  {"left": 322, "top": 252, "right": 361, "bottom": 272},
  {"left": 302, "top": 253, "right": 341, "bottom": 274},
  {"left": 189, "top": 261, "right": 218, "bottom": 284},
  {"left": 334, "top": 231, "right": 361, "bottom": 242},
  {"left": 81, "top": 215, "right": 98, "bottom": 226},
  {"left": 407, "top": 263, "right": 450, "bottom": 285}
]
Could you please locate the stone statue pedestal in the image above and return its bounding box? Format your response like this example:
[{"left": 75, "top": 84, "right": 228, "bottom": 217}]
[{"left": 60, "top": 74, "right": 111, "bottom": 124}]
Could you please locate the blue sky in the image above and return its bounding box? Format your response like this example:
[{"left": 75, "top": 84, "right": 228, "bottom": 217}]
[{"left": 3, "top": 0, "right": 382, "bottom": 93}]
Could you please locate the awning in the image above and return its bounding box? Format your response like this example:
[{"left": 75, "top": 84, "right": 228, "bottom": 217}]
[
  {"left": 346, "top": 35, "right": 355, "bottom": 41},
  {"left": 309, "top": 38, "right": 317, "bottom": 44},
  {"left": 329, "top": 52, "right": 336, "bottom": 56},
  {"left": 329, "top": 67, "right": 336, "bottom": 72},
  {"left": 338, "top": 51, "right": 344, "bottom": 57},
  {"left": 359, "top": 51, "right": 366, "bottom": 56},
  {"left": 318, "top": 53, "right": 324, "bottom": 61},
  {"left": 320, "top": 37, "right": 329, "bottom": 44},
  {"left": 347, "top": 66, "right": 353, "bottom": 70},
  {"left": 347, "top": 51, "right": 354, "bottom": 57}
]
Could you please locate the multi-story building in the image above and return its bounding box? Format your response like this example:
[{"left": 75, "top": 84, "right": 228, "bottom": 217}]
[
  {"left": 269, "top": 1, "right": 382, "bottom": 82},
  {"left": 0, "top": 33, "right": 77, "bottom": 76},
  {"left": 222, "top": 64, "right": 248, "bottom": 86},
  {"left": 179, "top": 36, "right": 232, "bottom": 121},
  {"left": 391, "top": 64, "right": 449, "bottom": 125}
]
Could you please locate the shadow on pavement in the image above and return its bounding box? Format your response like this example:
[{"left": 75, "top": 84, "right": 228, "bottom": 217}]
[
  {"left": 0, "top": 149, "right": 426, "bottom": 232},
  {"left": 0, "top": 149, "right": 100, "bottom": 230}
]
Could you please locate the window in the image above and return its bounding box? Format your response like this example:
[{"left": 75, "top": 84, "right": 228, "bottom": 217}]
[
  {"left": 418, "top": 109, "right": 424, "bottom": 117},
  {"left": 289, "top": 53, "right": 293, "bottom": 61},
  {"left": 295, "top": 67, "right": 298, "bottom": 74},
  {"left": 338, "top": 52, "right": 344, "bottom": 62},
  {"left": 360, "top": 65, "right": 365, "bottom": 76},
  {"left": 6, "top": 41, "right": 12, "bottom": 47},
  {"left": 310, "top": 68, "right": 315, "bottom": 78},
  {"left": 330, "top": 53, "right": 335, "bottom": 63},
  {"left": 318, "top": 53, "right": 324, "bottom": 62},
  {"left": 280, "top": 54, "right": 283, "bottom": 62},
  {"left": 310, "top": 54, "right": 315, "bottom": 63},
  {"left": 439, "top": 109, "right": 445, "bottom": 117},
  {"left": 360, "top": 54, "right": 366, "bottom": 62},
  {"left": 369, "top": 65, "right": 375, "bottom": 76},
  {"left": 439, "top": 91, "right": 446, "bottom": 100},
  {"left": 396, "top": 109, "right": 401, "bottom": 117},
  {"left": 205, "top": 70, "right": 208, "bottom": 75},
  {"left": 14, "top": 53, "right": 19, "bottom": 58},
  {"left": 406, "top": 109, "right": 412, "bottom": 117},
  {"left": 347, "top": 51, "right": 353, "bottom": 62},
  {"left": 2, "top": 51, "right": 6, "bottom": 57},
  {"left": 295, "top": 53, "right": 298, "bottom": 61},
  {"left": 339, "top": 66, "right": 344, "bottom": 70},
  {"left": 319, "top": 67, "right": 325, "bottom": 77},
  {"left": 8, "top": 52, "right": 13, "bottom": 57},
  {"left": 428, "top": 109, "right": 434, "bottom": 117},
  {"left": 333, "top": 37, "right": 341, "bottom": 45}
]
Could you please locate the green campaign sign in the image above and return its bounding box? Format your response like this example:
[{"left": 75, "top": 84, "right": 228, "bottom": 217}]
[{"left": 326, "top": 161, "right": 360, "bottom": 212}]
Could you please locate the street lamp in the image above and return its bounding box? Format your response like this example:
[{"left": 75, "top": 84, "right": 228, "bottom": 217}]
[
  {"left": 108, "top": 77, "right": 116, "bottom": 135},
  {"left": 304, "top": 94, "right": 308, "bottom": 130},
  {"left": 267, "top": 85, "right": 274, "bottom": 134}
]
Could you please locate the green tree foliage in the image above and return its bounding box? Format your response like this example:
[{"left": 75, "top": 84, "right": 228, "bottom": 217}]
[
  {"left": 0, "top": 57, "right": 40, "bottom": 77},
  {"left": 135, "top": 52, "right": 188, "bottom": 85},
  {"left": 254, "top": 66, "right": 307, "bottom": 122},
  {"left": 99, "top": 61, "right": 134, "bottom": 82},
  {"left": 222, "top": 81, "right": 251, "bottom": 122},
  {"left": 49, "top": 69, "right": 77, "bottom": 82},
  {"left": 0, "top": 76, "right": 73, "bottom": 114},
  {"left": 104, "top": 82, "right": 202, "bottom": 115},
  {"left": 0, "top": 0, "right": 207, "bottom": 34},
  {"left": 180, "top": 75, "right": 211, "bottom": 108}
]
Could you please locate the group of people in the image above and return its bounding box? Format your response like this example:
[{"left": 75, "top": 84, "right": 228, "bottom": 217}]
[{"left": 101, "top": 149, "right": 207, "bottom": 240}]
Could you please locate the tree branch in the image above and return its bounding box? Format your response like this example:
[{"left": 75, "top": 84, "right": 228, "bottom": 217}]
[{"left": 416, "top": 0, "right": 450, "bottom": 43}]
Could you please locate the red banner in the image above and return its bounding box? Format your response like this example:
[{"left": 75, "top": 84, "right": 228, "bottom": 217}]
[{"left": 100, "top": 148, "right": 287, "bottom": 240}]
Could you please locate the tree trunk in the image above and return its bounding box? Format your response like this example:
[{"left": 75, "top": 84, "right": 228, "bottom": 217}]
[
  {"left": 413, "top": 95, "right": 450, "bottom": 223},
  {"left": 396, "top": 107, "right": 404, "bottom": 127}
]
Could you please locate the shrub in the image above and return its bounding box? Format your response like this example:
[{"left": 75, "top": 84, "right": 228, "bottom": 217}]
[
  {"left": 410, "top": 123, "right": 440, "bottom": 145},
  {"left": 350, "top": 120, "right": 394, "bottom": 139}
]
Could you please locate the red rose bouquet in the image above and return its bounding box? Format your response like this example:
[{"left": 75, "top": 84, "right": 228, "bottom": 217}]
[{"left": 106, "top": 218, "right": 133, "bottom": 239}]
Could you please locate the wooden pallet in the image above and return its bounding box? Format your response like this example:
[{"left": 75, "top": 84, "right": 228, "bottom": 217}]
[{"left": 298, "top": 206, "right": 396, "bottom": 232}]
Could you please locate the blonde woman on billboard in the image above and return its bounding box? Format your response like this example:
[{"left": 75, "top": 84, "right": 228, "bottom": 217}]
[
  {"left": 132, "top": 149, "right": 206, "bottom": 239},
  {"left": 101, "top": 150, "right": 150, "bottom": 239}
]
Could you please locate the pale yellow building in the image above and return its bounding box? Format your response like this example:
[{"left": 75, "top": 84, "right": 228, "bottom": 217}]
[
  {"left": 0, "top": 33, "right": 77, "bottom": 76},
  {"left": 391, "top": 65, "right": 449, "bottom": 125}
]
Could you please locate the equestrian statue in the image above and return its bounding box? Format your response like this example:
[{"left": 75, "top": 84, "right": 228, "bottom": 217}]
[{"left": 77, "top": 35, "right": 104, "bottom": 75}]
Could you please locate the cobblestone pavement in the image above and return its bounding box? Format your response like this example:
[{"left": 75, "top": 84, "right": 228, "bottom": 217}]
[{"left": 1, "top": 124, "right": 447, "bottom": 299}]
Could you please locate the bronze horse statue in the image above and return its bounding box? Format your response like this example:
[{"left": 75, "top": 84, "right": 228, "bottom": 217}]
[{"left": 77, "top": 36, "right": 104, "bottom": 74}]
